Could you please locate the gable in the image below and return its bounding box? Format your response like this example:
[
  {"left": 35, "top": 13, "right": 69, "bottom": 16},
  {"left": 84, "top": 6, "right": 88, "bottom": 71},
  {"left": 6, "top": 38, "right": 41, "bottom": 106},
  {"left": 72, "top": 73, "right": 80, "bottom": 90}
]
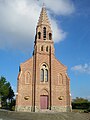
[{"left": 54, "top": 57, "right": 67, "bottom": 72}]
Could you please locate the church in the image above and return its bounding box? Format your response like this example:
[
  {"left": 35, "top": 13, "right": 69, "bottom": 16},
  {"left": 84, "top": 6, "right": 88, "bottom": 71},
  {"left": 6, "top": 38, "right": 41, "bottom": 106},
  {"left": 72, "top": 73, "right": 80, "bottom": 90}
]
[{"left": 16, "top": 6, "right": 71, "bottom": 112}]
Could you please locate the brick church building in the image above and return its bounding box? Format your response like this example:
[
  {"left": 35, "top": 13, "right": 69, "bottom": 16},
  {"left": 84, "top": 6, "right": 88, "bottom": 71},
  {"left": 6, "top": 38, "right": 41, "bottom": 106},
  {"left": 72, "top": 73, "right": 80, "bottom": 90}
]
[{"left": 16, "top": 6, "right": 71, "bottom": 112}]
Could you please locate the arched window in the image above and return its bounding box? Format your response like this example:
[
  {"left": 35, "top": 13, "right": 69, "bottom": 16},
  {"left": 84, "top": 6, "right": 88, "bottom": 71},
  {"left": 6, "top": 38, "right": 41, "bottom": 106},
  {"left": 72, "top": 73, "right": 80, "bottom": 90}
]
[
  {"left": 46, "top": 46, "right": 48, "bottom": 52},
  {"left": 49, "top": 33, "right": 52, "bottom": 40},
  {"left": 25, "top": 72, "right": 31, "bottom": 84},
  {"left": 41, "top": 46, "right": 43, "bottom": 51},
  {"left": 38, "top": 32, "right": 41, "bottom": 39},
  {"left": 41, "top": 69, "right": 44, "bottom": 82},
  {"left": 43, "top": 27, "right": 46, "bottom": 40},
  {"left": 45, "top": 69, "right": 48, "bottom": 82},
  {"left": 58, "top": 73, "right": 63, "bottom": 85},
  {"left": 40, "top": 64, "right": 48, "bottom": 82}
]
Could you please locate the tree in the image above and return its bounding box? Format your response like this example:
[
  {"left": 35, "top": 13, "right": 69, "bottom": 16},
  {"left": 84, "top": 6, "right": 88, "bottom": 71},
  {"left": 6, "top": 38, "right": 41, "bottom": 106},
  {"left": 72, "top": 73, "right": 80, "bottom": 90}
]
[
  {"left": 73, "top": 97, "right": 89, "bottom": 103},
  {"left": 8, "top": 86, "right": 15, "bottom": 110},
  {"left": 0, "top": 76, "right": 15, "bottom": 109},
  {"left": 8, "top": 86, "right": 15, "bottom": 101},
  {"left": 72, "top": 97, "right": 90, "bottom": 110}
]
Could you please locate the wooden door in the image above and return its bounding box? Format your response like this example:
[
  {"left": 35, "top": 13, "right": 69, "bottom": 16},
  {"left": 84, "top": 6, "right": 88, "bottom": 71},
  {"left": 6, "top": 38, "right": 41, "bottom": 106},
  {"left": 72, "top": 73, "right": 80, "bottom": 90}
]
[{"left": 40, "top": 95, "right": 48, "bottom": 109}]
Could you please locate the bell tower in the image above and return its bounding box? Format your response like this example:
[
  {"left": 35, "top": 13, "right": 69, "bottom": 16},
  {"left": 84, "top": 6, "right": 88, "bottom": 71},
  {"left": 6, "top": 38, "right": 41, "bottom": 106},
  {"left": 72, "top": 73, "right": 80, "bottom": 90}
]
[
  {"left": 34, "top": 5, "right": 54, "bottom": 55},
  {"left": 32, "top": 5, "right": 55, "bottom": 111}
]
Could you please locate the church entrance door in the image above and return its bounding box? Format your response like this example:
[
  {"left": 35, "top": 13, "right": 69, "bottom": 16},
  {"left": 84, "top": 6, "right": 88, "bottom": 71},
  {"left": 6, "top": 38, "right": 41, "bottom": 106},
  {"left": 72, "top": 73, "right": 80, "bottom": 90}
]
[{"left": 40, "top": 95, "right": 48, "bottom": 109}]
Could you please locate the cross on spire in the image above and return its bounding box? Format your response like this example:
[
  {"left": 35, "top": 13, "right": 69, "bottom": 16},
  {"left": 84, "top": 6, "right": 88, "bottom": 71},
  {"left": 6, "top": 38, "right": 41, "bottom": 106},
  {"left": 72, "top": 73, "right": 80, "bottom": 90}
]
[{"left": 42, "top": 2, "right": 45, "bottom": 8}]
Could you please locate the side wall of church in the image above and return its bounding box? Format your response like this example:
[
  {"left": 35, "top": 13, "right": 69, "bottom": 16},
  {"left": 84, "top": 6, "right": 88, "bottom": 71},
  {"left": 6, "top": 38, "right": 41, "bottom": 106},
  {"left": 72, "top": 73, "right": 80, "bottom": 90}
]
[
  {"left": 51, "top": 57, "right": 71, "bottom": 112},
  {"left": 16, "top": 58, "right": 33, "bottom": 112}
]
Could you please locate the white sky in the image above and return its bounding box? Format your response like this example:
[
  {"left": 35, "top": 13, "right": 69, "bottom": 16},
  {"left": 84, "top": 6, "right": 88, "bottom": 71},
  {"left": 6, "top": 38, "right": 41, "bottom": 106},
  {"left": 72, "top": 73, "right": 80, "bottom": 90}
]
[{"left": 0, "top": 0, "right": 75, "bottom": 51}]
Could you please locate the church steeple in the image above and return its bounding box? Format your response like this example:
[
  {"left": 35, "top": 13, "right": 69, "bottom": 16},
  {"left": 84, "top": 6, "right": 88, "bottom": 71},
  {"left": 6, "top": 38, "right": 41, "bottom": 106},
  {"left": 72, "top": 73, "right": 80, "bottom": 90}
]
[
  {"left": 35, "top": 5, "right": 52, "bottom": 42},
  {"left": 37, "top": 5, "right": 51, "bottom": 27},
  {"left": 34, "top": 5, "right": 54, "bottom": 55}
]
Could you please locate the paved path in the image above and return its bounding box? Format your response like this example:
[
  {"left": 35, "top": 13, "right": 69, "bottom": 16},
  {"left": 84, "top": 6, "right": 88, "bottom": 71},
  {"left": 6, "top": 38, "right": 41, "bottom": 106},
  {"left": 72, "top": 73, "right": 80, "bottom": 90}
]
[{"left": 0, "top": 110, "right": 90, "bottom": 120}]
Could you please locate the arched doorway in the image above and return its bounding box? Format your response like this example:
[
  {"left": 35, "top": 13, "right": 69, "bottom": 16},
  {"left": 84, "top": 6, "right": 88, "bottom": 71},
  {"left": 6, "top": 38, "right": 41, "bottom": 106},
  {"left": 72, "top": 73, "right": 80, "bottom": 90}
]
[{"left": 40, "top": 89, "right": 49, "bottom": 109}]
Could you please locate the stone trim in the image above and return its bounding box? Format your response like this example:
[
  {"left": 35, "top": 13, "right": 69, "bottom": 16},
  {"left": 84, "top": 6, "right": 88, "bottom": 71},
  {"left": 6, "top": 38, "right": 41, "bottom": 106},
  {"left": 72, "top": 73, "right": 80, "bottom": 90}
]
[
  {"left": 15, "top": 106, "right": 72, "bottom": 112},
  {"left": 15, "top": 106, "right": 32, "bottom": 112},
  {"left": 51, "top": 106, "right": 72, "bottom": 112}
]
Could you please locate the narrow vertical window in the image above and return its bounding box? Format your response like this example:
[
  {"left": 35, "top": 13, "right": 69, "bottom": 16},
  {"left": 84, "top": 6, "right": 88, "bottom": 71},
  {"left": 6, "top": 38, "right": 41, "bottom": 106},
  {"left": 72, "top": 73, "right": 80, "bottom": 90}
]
[
  {"left": 38, "top": 32, "right": 41, "bottom": 39},
  {"left": 49, "top": 33, "right": 52, "bottom": 40},
  {"left": 25, "top": 72, "right": 31, "bottom": 84},
  {"left": 41, "top": 46, "right": 43, "bottom": 51},
  {"left": 58, "top": 73, "right": 63, "bottom": 85},
  {"left": 60, "top": 74, "right": 63, "bottom": 84},
  {"left": 45, "top": 69, "right": 48, "bottom": 82},
  {"left": 41, "top": 69, "right": 44, "bottom": 82},
  {"left": 43, "top": 27, "right": 46, "bottom": 40},
  {"left": 46, "top": 46, "right": 48, "bottom": 52}
]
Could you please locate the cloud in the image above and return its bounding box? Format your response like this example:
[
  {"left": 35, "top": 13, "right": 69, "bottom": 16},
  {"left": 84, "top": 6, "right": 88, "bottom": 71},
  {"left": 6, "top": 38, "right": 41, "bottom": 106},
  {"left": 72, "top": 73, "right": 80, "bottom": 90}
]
[
  {"left": 71, "top": 64, "right": 90, "bottom": 74},
  {"left": 86, "top": 96, "right": 90, "bottom": 101},
  {"left": 50, "top": 18, "right": 67, "bottom": 42},
  {"left": 41, "top": 0, "right": 75, "bottom": 15},
  {"left": 0, "top": 0, "right": 75, "bottom": 51}
]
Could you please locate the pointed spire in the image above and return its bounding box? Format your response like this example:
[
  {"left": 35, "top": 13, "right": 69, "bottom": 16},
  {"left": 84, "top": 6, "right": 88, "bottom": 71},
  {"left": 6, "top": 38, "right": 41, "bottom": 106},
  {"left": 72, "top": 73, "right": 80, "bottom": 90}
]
[{"left": 37, "top": 5, "right": 51, "bottom": 27}]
